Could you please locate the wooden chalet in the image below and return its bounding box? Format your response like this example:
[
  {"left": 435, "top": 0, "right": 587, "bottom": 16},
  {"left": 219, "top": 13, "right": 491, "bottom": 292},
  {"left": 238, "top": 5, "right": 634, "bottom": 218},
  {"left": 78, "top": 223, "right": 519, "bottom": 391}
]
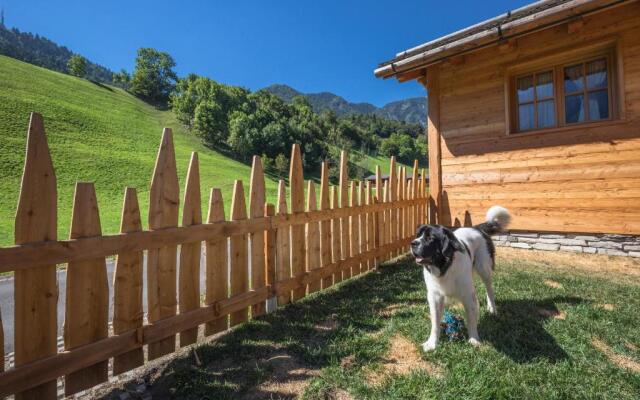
[{"left": 376, "top": 0, "right": 640, "bottom": 235}]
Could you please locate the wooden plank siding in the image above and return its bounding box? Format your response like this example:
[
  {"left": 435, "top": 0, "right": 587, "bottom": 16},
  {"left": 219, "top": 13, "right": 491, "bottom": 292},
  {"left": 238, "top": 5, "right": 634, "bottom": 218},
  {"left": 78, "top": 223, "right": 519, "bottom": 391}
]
[{"left": 428, "top": 3, "right": 640, "bottom": 234}]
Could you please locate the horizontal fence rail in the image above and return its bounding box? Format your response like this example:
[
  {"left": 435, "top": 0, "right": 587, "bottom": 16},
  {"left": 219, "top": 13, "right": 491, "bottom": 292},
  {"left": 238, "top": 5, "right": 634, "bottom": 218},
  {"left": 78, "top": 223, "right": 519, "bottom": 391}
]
[{"left": 0, "top": 112, "right": 429, "bottom": 398}]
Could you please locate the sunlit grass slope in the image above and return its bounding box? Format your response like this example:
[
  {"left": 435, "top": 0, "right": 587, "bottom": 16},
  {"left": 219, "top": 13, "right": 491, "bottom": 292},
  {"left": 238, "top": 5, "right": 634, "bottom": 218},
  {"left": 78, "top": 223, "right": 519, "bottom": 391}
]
[{"left": 0, "top": 55, "right": 410, "bottom": 247}]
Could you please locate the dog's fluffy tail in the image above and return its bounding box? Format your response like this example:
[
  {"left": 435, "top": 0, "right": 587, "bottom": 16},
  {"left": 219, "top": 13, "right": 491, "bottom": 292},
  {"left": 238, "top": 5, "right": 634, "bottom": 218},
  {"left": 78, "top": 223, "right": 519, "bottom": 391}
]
[{"left": 474, "top": 205, "right": 511, "bottom": 235}]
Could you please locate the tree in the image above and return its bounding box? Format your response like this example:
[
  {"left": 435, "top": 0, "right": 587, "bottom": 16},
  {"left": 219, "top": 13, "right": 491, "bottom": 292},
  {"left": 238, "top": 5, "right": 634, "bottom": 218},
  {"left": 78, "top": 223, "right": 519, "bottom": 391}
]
[
  {"left": 131, "top": 48, "right": 177, "bottom": 104},
  {"left": 67, "top": 54, "right": 87, "bottom": 78},
  {"left": 112, "top": 69, "right": 131, "bottom": 89}
]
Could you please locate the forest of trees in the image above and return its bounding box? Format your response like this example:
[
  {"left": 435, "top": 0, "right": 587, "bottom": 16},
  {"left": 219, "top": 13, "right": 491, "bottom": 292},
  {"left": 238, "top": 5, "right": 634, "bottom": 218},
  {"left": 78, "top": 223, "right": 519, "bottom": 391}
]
[
  {"left": 0, "top": 24, "right": 115, "bottom": 83},
  {"left": 170, "top": 74, "right": 426, "bottom": 176},
  {"left": 0, "top": 21, "right": 426, "bottom": 175}
]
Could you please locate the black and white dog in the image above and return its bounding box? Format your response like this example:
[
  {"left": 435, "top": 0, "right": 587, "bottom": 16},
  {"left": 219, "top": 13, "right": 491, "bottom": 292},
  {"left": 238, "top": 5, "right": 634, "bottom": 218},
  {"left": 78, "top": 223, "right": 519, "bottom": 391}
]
[{"left": 410, "top": 206, "right": 511, "bottom": 351}]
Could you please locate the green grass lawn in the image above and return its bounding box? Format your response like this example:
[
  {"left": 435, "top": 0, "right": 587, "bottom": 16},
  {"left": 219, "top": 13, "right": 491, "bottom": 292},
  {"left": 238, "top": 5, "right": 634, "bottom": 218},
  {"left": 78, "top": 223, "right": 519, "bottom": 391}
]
[
  {"left": 94, "top": 250, "right": 640, "bottom": 399},
  {"left": 0, "top": 55, "right": 410, "bottom": 247}
]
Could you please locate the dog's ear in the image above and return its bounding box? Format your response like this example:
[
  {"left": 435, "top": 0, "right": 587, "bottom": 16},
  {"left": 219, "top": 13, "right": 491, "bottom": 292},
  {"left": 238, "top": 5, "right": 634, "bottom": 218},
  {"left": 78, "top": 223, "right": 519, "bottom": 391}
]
[{"left": 441, "top": 227, "right": 464, "bottom": 254}]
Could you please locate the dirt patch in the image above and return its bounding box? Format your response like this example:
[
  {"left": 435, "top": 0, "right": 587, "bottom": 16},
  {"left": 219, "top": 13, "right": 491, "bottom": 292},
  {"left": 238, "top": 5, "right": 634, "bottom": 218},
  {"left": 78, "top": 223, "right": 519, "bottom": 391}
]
[
  {"left": 537, "top": 308, "right": 566, "bottom": 320},
  {"left": 243, "top": 351, "right": 320, "bottom": 399},
  {"left": 314, "top": 314, "right": 340, "bottom": 332},
  {"left": 625, "top": 342, "right": 638, "bottom": 352},
  {"left": 596, "top": 303, "right": 616, "bottom": 311},
  {"left": 497, "top": 247, "right": 640, "bottom": 283},
  {"left": 365, "top": 334, "right": 443, "bottom": 385},
  {"left": 379, "top": 304, "right": 403, "bottom": 317},
  {"left": 326, "top": 388, "right": 354, "bottom": 400},
  {"left": 340, "top": 355, "right": 356, "bottom": 369},
  {"left": 543, "top": 279, "right": 564, "bottom": 289},
  {"left": 591, "top": 338, "right": 640, "bottom": 373}
]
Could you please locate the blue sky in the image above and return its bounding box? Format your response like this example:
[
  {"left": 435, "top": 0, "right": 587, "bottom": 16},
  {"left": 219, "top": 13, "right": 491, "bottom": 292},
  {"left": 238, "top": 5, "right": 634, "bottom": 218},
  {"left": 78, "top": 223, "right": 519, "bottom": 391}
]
[{"left": 2, "top": 0, "right": 530, "bottom": 107}]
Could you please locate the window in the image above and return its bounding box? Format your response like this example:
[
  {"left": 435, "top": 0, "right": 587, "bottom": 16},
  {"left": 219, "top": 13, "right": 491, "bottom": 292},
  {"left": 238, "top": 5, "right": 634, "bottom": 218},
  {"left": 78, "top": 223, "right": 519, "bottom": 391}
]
[
  {"left": 516, "top": 71, "right": 556, "bottom": 131},
  {"left": 510, "top": 52, "right": 615, "bottom": 134},
  {"left": 563, "top": 58, "right": 610, "bottom": 124}
]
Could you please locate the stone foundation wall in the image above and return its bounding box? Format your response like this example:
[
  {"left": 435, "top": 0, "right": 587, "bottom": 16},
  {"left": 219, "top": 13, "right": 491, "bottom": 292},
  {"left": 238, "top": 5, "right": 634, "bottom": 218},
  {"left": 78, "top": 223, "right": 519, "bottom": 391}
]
[{"left": 492, "top": 231, "right": 640, "bottom": 258}]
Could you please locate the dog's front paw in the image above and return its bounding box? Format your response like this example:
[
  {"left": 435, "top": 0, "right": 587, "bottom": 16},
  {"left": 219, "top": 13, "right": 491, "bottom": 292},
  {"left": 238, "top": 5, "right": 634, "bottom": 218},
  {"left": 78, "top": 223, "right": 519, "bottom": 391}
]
[
  {"left": 468, "top": 337, "right": 482, "bottom": 347},
  {"left": 422, "top": 339, "right": 437, "bottom": 352}
]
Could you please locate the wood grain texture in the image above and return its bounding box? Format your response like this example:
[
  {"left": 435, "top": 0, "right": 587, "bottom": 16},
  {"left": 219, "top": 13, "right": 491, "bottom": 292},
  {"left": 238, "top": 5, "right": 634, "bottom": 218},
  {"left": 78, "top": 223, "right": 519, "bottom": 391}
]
[
  {"left": 289, "top": 144, "right": 306, "bottom": 301},
  {"left": 358, "top": 181, "right": 365, "bottom": 272},
  {"left": 365, "top": 181, "right": 374, "bottom": 271},
  {"left": 179, "top": 152, "right": 202, "bottom": 347},
  {"left": 230, "top": 180, "right": 249, "bottom": 326},
  {"left": 388, "top": 157, "right": 397, "bottom": 258},
  {"left": 306, "top": 181, "right": 321, "bottom": 293},
  {"left": 264, "top": 204, "right": 276, "bottom": 293},
  {"left": 375, "top": 166, "right": 383, "bottom": 265},
  {"left": 319, "top": 162, "right": 332, "bottom": 289},
  {"left": 427, "top": 64, "right": 442, "bottom": 225},
  {"left": 205, "top": 189, "right": 228, "bottom": 335},
  {"left": 276, "top": 180, "right": 291, "bottom": 306},
  {"left": 330, "top": 186, "right": 342, "bottom": 284},
  {"left": 339, "top": 150, "right": 350, "bottom": 277},
  {"left": 147, "top": 128, "right": 179, "bottom": 360},
  {"left": 64, "top": 182, "right": 108, "bottom": 396},
  {"left": 249, "top": 156, "right": 267, "bottom": 316},
  {"left": 349, "top": 181, "right": 359, "bottom": 276},
  {"left": 113, "top": 187, "right": 144, "bottom": 375},
  {"left": 434, "top": 4, "right": 640, "bottom": 234},
  {"left": 14, "top": 113, "right": 58, "bottom": 400}
]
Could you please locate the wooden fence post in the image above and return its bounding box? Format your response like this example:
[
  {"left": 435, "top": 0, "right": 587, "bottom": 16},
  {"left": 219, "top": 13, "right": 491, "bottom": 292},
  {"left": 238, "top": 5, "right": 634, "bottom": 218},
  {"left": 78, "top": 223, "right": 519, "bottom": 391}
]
[
  {"left": 330, "top": 186, "right": 341, "bottom": 284},
  {"left": 179, "top": 152, "right": 202, "bottom": 347},
  {"left": 14, "top": 113, "right": 58, "bottom": 400},
  {"left": 306, "top": 181, "right": 321, "bottom": 293},
  {"left": 64, "top": 182, "right": 109, "bottom": 395},
  {"left": 205, "top": 189, "right": 228, "bottom": 335},
  {"left": 416, "top": 160, "right": 420, "bottom": 235},
  {"left": 383, "top": 179, "right": 390, "bottom": 260},
  {"left": 264, "top": 204, "right": 276, "bottom": 313},
  {"left": 388, "top": 157, "right": 397, "bottom": 258},
  {"left": 147, "top": 128, "right": 179, "bottom": 360},
  {"left": 319, "top": 162, "right": 332, "bottom": 289},
  {"left": 276, "top": 180, "right": 291, "bottom": 306},
  {"left": 366, "top": 181, "right": 374, "bottom": 271},
  {"left": 230, "top": 180, "right": 249, "bottom": 326},
  {"left": 357, "top": 181, "right": 364, "bottom": 272},
  {"left": 339, "top": 151, "right": 350, "bottom": 281},
  {"left": 289, "top": 145, "right": 305, "bottom": 301},
  {"left": 421, "top": 168, "right": 428, "bottom": 224},
  {"left": 113, "top": 187, "right": 144, "bottom": 375},
  {"left": 249, "top": 156, "right": 267, "bottom": 317},
  {"left": 375, "top": 166, "right": 383, "bottom": 266},
  {"left": 349, "top": 181, "right": 358, "bottom": 277}
]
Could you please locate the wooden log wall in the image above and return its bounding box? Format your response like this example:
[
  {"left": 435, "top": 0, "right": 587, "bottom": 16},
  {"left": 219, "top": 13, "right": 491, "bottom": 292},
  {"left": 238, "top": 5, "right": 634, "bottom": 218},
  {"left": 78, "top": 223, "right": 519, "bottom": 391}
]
[
  {"left": 0, "top": 112, "right": 428, "bottom": 398},
  {"left": 428, "top": 3, "right": 640, "bottom": 234}
]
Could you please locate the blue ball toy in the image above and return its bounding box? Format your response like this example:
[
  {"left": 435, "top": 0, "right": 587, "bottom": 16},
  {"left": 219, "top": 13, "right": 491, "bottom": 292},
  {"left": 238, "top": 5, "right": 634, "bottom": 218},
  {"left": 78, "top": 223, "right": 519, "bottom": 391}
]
[{"left": 441, "top": 310, "right": 465, "bottom": 341}]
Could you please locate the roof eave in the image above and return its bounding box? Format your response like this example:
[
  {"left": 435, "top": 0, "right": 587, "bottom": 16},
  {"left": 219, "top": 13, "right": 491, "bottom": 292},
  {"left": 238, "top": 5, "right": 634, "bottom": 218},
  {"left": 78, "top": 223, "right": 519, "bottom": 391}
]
[{"left": 375, "top": 0, "right": 629, "bottom": 81}]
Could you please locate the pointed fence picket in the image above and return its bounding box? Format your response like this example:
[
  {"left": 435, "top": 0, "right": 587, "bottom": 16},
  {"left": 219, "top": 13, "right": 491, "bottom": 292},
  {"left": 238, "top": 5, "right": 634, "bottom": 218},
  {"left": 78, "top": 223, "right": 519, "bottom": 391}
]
[{"left": 0, "top": 112, "right": 427, "bottom": 398}]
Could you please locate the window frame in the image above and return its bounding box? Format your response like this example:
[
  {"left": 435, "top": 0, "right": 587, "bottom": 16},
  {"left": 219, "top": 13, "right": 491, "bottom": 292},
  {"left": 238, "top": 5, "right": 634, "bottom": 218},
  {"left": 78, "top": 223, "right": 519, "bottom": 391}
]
[
  {"left": 508, "top": 48, "right": 617, "bottom": 135},
  {"left": 513, "top": 69, "right": 558, "bottom": 132},
  {"left": 559, "top": 54, "right": 614, "bottom": 126}
]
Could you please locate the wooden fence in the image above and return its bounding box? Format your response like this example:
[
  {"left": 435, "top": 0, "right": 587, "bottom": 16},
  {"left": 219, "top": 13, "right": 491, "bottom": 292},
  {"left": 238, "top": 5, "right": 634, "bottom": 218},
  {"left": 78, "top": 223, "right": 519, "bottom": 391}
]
[{"left": 0, "top": 113, "right": 428, "bottom": 398}]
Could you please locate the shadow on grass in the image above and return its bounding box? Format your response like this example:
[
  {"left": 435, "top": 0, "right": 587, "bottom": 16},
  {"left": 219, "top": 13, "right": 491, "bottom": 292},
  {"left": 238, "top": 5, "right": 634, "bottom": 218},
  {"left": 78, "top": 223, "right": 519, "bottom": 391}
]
[
  {"left": 89, "top": 79, "right": 114, "bottom": 92},
  {"left": 98, "top": 261, "right": 417, "bottom": 399},
  {"left": 480, "top": 296, "right": 586, "bottom": 364}
]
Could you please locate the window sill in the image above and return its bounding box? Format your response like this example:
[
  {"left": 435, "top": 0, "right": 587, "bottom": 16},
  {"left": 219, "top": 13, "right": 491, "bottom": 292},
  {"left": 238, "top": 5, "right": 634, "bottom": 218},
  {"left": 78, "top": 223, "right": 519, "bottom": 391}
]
[{"left": 506, "top": 119, "right": 628, "bottom": 138}]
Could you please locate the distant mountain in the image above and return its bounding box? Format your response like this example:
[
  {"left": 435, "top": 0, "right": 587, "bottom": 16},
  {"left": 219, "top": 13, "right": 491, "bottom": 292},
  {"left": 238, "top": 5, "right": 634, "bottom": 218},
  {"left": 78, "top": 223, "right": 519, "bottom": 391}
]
[
  {"left": 263, "top": 84, "right": 426, "bottom": 125},
  {"left": 377, "top": 97, "right": 427, "bottom": 126},
  {"left": 0, "top": 24, "right": 115, "bottom": 83}
]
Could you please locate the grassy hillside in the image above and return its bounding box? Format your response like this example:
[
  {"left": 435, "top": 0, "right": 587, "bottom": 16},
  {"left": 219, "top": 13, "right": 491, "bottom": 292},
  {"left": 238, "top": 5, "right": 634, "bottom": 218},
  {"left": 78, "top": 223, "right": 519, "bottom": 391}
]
[{"left": 0, "top": 56, "right": 409, "bottom": 247}]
